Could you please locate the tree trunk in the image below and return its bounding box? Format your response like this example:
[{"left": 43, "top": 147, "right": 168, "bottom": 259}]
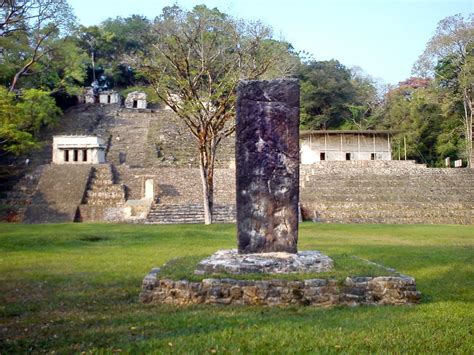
[
  {"left": 9, "top": 71, "right": 22, "bottom": 92},
  {"left": 198, "top": 137, "right": 218, "bottom": 225},
  {"left": 91, "top": 51, "right": 96, "bottom": 83},
  {"left": 463, "top": 88, "right": 473, "bottom": 168},
  {"left": 199, "top": 159, "right": 212, "bottom": 225},
  {"left": 199, "top": 144, "right": 212, "bottom": 225}
]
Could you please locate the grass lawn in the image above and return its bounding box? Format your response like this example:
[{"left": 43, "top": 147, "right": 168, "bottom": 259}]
[{"left": 0, "top": 222, "right": 473, "bottom": 353}]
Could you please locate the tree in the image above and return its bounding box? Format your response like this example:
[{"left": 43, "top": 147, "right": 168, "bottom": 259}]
[
  {"left": 76, "top": 16, "right": 152, "bottom": 88},
  {"left": 381, "top": 83, "right": 448, "bottom": 165},
  {"left": 299, "top": 60, "right": 354, "bottom": 129},
  {"left": 0, "top": 0, "right": 76, "bottom": 91},
  {"left": 413, "top": 14, "right": 474, "bottom": 167},
  {"left": 132, "top": 5, "right": 297, "bottom": 224},
  {"left": 0, "top": 86, "right": 61, "bottom": 155},
  {"left": 344, "top": 66, "right": 382, "bottom": 130}
]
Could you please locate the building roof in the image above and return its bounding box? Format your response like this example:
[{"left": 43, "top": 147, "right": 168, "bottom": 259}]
[{"left": 300, "top": 130, "right": 399, "bottom": 137}]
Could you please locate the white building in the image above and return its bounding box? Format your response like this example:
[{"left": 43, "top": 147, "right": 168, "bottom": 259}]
[
  {"left": 125, "top": 91, "right": 147, "bottom": 109},
  {"left": 52, "top": 136, "right": 106, "bottom": 164},
  {"left": 300, "top": 130, "right": 393, "bottom": 164},
  {"left": 99, "top": 91, "right": 121, "bottom": 105},
  {"left": 84, "top": 87, "right": 96, "bottom": 104}
]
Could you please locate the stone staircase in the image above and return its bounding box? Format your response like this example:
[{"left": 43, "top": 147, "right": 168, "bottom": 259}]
[
  {"left": 300, "top": 161, "right": 474, "bottom": 224},
  {"left": 146, "top": 110, "right": 235, "bottom": 168},
  {"left": 145, "top": 203, "right": 236, "bottom": 224},
  {"left": 23, "top": 164, "right": 92, "bottom": 223},
  {"left": 106, "top": 111, "right": 152, "bottom": 167},
  {"left": 0, "top": 164, "right": 46, "bottom": 222},
  {"left": 78, "top": 164, "right": 126, "bottom": 221}
]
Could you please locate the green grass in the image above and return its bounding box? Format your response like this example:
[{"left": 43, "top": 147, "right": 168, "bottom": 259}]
[
  {"left": 158, "top": 254, "right": 398, "bottom": 282},
  {"left": 0, "top": 222, "right": 473, "bottom": 353}
]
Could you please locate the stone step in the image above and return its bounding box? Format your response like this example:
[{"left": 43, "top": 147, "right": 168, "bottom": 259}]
[
  {"left": 303, "top": 208, "right": 473, "bottom": 222},
  {"left": 304, "top": 201, "right": 473, "bottom": 209},
  {"left": 300, "top": 177, "right": 474, "bottom": 184},
  {"left": 87, "top": 184, "right": 124, "bottom": 193},
  {"left": 313, "top": 217, "right": 473, "bottom": 224},
  {"left": 307, "top": 208, "right": 473, "bottom": 218},
  {"left": 301, "top": 186, "right": 474, "bottom": 196},
  {"left": 300, "top": 190, "right": 473, "bottom": 203},
  {"left": 146, "top": 204, "right": 236, "bottom": 224}
]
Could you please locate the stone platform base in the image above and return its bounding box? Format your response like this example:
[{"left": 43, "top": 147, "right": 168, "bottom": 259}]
[
  {"left": 140, "top": 270, "right": 421, "bottom": 307},
  {"left": 194, "top": 249, "right": 334, "bottom": 275}
]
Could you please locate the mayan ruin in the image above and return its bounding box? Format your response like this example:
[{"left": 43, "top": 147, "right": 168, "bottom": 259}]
[{"left": 1, "top": 1, "right": 472, "bottom": 353}]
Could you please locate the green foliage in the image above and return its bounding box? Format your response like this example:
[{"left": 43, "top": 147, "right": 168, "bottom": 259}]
[
  {"left": 0, "top": 87, "right": 61, "bottom": 155},
  {"left": 0, "top": 0, "right": 78, "bottom": 91},
  {"left": 16, "top": 89, "right": 61, "bottom": 133},
  {"left": 380, "top": 83, "right": 462, "bottom": 165},
  {"left": 35, "top": 38, "right": 88, "bottom": 95},
  {"left": 0, "top": 223, "right": 473, "bottom": 353},
  {"left": 413, "top": 13, "right": 474, "bottom": 166},
  {"left": 299, "top": 60, "right": 379, "bottom": 130},
  {"left": 76, "top": 15, "right": 153, "bottom": 87}
]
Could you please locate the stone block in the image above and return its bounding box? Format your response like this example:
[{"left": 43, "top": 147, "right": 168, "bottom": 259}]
[{"left": 236, "top": 79, "right": 300, "bottom": 253}]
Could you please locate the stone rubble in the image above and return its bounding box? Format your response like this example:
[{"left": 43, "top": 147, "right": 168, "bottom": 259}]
[{"left": 194, "top": 249, "right": 334, "bottom": 275}]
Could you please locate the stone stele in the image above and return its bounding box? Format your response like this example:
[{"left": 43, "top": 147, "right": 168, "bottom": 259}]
[{"left": 236, "top": 79, "right": 300, "bottom": 253}]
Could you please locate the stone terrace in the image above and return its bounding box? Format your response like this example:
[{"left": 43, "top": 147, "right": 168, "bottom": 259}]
[
  {"left": 300, "top": 161, "right": 474, "bottom": 224},
  {"left": 2, "top": 104, "right": 473, "bottom": 225}
]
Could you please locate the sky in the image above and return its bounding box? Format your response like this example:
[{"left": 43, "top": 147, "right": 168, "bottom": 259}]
[{"left": 68, "top": 0, "right": 473, "bottom": 85}]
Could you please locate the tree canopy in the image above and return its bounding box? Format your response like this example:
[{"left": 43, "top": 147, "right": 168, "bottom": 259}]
[{"left": 129, "top": 4, "right": 297, "bottom": 223}]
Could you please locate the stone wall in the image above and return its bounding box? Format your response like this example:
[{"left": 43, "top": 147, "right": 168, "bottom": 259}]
[
  {"left": 23, "top": 164, "right": 92, "bottom": 223},
  {"left": 116, "top": 166, "right": 236, "bottom": 204},
  {"left": 140, "top": 271, "right": 421, "bottom": 307},
  {"left": 300, "top": 161, "right": 474, "bottom": 224}
]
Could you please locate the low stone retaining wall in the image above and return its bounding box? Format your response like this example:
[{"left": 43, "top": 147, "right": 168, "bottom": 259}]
[{"left": 140, "top": 269, "right": 421, "bottom": 307}]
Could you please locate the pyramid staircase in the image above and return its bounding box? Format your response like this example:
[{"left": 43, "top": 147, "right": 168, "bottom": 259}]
[
  {"left": 300, "top": 162, "right": 474, "bottom": 224},
  {"left": 77, "top": 164, "right": 126, "bottom": 221},
  {"left": 145, "top": 203, "right": 236, "bottom": 224},
  {"left": 0, "top": 164, "right": 46, "bottom": 222}
]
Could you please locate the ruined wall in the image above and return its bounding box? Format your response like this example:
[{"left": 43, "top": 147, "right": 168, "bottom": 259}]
[
  {"left": 300, "top": 161, "right": 474, "bottom": 224},
  {"left": 140, "top": 271, "right": 421, "bottom": 307},
  {"left": 23, "top": 165, "right": 92, "bottom": 223}
]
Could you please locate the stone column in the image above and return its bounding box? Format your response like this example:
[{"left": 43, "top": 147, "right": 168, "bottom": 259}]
[
  {"left": 145, "top": 179, "right": 154, "bottom": 200},
  {"left": 78, "top": 149, "right": 84, "bottom": 163},
  {"left": 91, "top": 149, "right": 98, "bottom": 164},
  {"left": 236, "top": 79, "right": 300, "bottom": 254}
]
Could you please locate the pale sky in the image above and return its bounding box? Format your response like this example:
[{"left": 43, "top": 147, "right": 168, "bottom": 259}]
[{"left": 68, "top": 0, "right": 473, "bottom": 85}]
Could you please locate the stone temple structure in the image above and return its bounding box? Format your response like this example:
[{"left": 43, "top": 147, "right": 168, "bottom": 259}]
[
  {"left": 300, "top": 130, "right": 394, "bottom": 164},
  {"left": 125, "top": 91, "right": 147, "bottom": 109},
  {"left": 99, "top": 90, "right": 121, "bottom": 105},
  {"left": 52, "top": 136, "right": 106, "bottom": 164}
]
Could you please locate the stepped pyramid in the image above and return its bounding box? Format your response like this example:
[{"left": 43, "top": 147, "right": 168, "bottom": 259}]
[
  {"left": 300, "top": 161, "right": 474, "bottom": 224},
  {"left": 78, "top": 164, "right": 126, "bottom": 221}
]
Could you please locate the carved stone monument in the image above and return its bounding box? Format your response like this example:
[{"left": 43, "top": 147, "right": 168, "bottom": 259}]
[
  {"left": 194, "top": 79, "right": 333, "bottom": 275},
  {"left": 141, "top": 79, "right": 421, "bottom": 306},
  {"left": 236, "top": 79, "right": 300, "bottom": 253}
]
